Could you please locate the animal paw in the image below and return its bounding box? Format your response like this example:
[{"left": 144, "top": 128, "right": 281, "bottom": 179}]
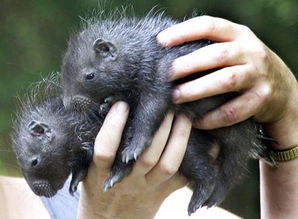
[
  {"left": 188, "top": 182, "right": 215, "bottom": 215},
  {"left": 121, "top": 136, "right": 153, "bottom": 163},
  {"left": 203, "top": 182, "right": 227, "bottom": 208},
  {"left": 104, "top": 96, "right": 120, "bottom": 105},
  {"left": 81, "top": 142, "right": 94, "bottom": 161},
  {"left": 121, "top": 146, "right": 144, "bottom": 163},
  {"left": 69, "top": 168, "right": 88, "bottom": 195},
  {"left": 99, "top": 103, "right": 111, "bottom": 114},
  {"left": 103, "top": 162, "right": 133, "bottom": 191}
]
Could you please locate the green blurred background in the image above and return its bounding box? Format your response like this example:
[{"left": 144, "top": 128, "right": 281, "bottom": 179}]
[{"left": 0, "top": 0, "right": 297, "bottom": 218}]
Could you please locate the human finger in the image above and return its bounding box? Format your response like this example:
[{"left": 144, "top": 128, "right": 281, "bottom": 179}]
[
  {"left": 172, "top": 65, "right": 254, "bottom": 104},
  {"left": 169, "top": 42, "right": 244, "bottom": 81},
  {"left": 157, "top": 16, "right": 245, "bottom": 47},
  {"left": 93, "top": 101, "right": 129, "bottom": 169},
  {"left": 131, "top": 112, "right": 174, "bottom": 175},
  {"left": 194, "top": 89, "right": 264, "bottom": 129},
  {"left": 158, "top": 172, "right": 188, "bottom": 195},
  {"left": 146, "top": 114, "right": 192, "bottom": 184}
]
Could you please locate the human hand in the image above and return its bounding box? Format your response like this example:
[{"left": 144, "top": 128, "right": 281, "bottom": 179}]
[
  {"left": 77, "top": 101, "right": 191, "bottom": 219},
  {"left": 157, "top": 16, "right": 298, "bottom": 149}
]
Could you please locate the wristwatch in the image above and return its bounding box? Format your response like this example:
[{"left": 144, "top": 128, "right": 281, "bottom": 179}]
[{"left": 269, "top": 145, "right": 298, "bottom": 163}]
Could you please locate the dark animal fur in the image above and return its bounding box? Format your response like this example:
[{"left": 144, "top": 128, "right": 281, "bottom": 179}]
[
  {"left": 11, "top": 74, "right": 102, "bottom": 197},
  {"left": 61, "top": 9, "right": 267, "bottom": 214}
]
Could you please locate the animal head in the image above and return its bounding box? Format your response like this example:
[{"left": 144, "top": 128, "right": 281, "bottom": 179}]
[
  {"left": 61, "top": 14, "right": 159, "bottom": 110},
  {"left": 12, "top": 75, "right": 77, "bottom": 197},
  {"left": 61, "top": 26, "right": 127, "bottom": 111},
  {"left": 13, "top": 95, "right": 76, "bottom": 197}
]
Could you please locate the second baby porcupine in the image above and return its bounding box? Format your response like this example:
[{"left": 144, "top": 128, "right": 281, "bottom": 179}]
[
  {"left": 12, "top": 73, "right": 104, "bottom": 197},
  {"left": 61, "top": 9, "right": 268, "bottom": 214}
]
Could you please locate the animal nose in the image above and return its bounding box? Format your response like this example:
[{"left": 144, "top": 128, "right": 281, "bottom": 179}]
[{"left": 32, "top": 180, "right": 56, "bottom": 197}]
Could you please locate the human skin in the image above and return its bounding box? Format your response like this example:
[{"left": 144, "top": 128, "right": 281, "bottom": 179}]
[
  {"left": 0, "top": 176, "right": 50, "bottom": 219},
  {"left": 157, "top": 15, "right": 298, "bottom": 219},
  {"left": 77, "top": 102, "right": 190, "bottom": 219}
]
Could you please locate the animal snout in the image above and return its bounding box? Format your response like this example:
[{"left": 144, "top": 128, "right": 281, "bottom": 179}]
[
  {"left": 32, "top": 180, "right": 56, "bottom": 197},
  {"left": 72, "top": 95, "right": 93, "bottom": 111},
  {"left": 63, "top": 95, "right": 92, "bottom": 111}
]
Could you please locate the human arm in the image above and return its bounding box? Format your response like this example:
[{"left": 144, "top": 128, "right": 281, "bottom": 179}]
[
  {"left": 157, "top": 15, "right": 298, "bottom": 218},
  {"left": 0, "top": 176, "right": 50, "bottom": 219}
]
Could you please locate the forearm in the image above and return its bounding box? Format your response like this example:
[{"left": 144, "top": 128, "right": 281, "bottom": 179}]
[
  {"left": 260, "top": 160, "right": 298, "bottom": 218},
  {"left": 260, "top": 83, "right": 298, "bottom": 218}
]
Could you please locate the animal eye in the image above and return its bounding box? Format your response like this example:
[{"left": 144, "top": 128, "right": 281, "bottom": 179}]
[{"left": 86, "top": 73, "right": 95, "bottom": 81}]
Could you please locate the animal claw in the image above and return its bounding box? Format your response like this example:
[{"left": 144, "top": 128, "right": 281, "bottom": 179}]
[
  {"left": 103, "top": 181, "right": 111, "bottom": 191},
  {"left": 133, "top": 152, "right": 138, "bottom": 160},
  {"left": 104, "top": 96, "right": 118, "bottom": 104},
  {"left": 110, "top": 179, "right": 114, "bottom": 188},
  {"left": 99, "top": 104, "right": 105, "bottom": 111},
  {"left": 103, "top": 184, "right": 109, "bottom": 192}
]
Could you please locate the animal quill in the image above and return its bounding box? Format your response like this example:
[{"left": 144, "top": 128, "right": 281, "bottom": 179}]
[{"left": 61, "top": 9, "right": 268, "bottom": 214}]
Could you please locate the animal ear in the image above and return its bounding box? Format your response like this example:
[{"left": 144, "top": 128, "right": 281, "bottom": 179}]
[
  {"left": 28, "top": 120, "right": 50, "bottom": 136},
  {"left": 93, "top": 38, "right": 117, "bottom": 59}
]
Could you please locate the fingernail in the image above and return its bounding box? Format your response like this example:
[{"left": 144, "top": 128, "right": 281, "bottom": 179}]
[
  {"left": 157, "top": 32, "right": 170, "bottom": 47},
  {"left": 114, "top": 101, "right": 129, "bottom": 113},
  {"left": 172, "top": 89, "right": 181, "bottom": 103}
]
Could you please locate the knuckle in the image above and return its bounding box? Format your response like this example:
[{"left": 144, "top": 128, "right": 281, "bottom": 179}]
[
  {"left": 159, "top": 162, "right": 179, "bottom": 176},
  {"left": 239, "top": 24, "right": 251, "bottom": 34},
  {"left": 222, "top": 72, "right": 237, "bottom": 90},
  {"left": 138, "top": 157, "right": 157, "bottom": 169},
  {"left": 200, "top": 15, "right": 217, "bottom": 34},
  {"left": 199, "top": 15, "right": 212, "bottom": 22},
  {"left": 175, "top": 127, "right": 191, "bottom": 138},
  {"left": 220, "top": 105, "right": 238, "bottom": 123},
  {"left": 258, "top": 84, "right": 272, "bottom": 103},
  {"left": 252, "top": 44, "right": 268, "bottom": 61},
  {"left": 215, "top": 47, "right": 229, "bottom": 64},
  {"left": 250, "top": 62, "right": 260, "bottom": 75},
  {"left": 93, "top": 147, "right": 114, "bottom": 164},
  {"left": 246, "top": 85, "right": 272, "bottom": 107}
]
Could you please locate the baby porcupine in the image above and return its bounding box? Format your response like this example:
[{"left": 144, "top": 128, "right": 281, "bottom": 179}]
[
  {"left": 11, "top": 73, "right": 104, "bottom": 197},
  {"left": 11, "top": 72, "right": 226, "bottom": 215},
  {"left": 61, "top": 9, "right": 268, "bottom": 214}
]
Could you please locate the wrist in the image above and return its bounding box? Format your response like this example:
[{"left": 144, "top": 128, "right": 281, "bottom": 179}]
[{"left": 264, "top": 84, "right": 298, "bottom": 150}]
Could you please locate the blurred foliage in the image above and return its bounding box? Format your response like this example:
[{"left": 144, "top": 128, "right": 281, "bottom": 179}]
[{"left": 0, "top": 0, "right": 297, "bottom": 217}]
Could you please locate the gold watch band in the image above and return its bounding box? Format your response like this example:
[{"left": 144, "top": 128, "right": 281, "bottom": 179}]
[{"left": 269, "top": 145, "right": 298, "bottom": 162}]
